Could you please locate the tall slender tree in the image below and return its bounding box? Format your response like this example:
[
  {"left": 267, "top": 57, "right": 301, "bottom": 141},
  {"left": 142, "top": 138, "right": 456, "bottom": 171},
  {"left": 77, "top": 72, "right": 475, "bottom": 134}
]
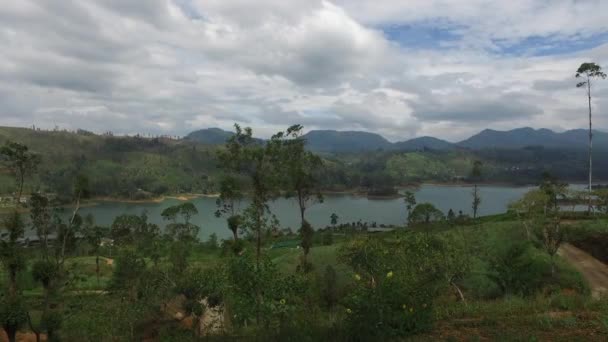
[
  {"left": 215, "top": 175, "right": 244, "bottom": 242},
  {"left": 576, "top": 62, "right": 606, "bottom": 213},
  {"left": 218, "top": 124, "right": 286, "bottom": 267},
  {"left": 282, "top": 125, "right": 323, "bottom": 271},
  {"left": 471, "top": 160, "right": 483, "bottom": 219}
]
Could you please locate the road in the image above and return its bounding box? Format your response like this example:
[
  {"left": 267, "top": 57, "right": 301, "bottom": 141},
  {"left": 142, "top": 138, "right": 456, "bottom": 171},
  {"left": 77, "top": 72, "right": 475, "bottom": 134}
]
[{"left": 558, "top": 243, "right": 608, "bottom": 299}]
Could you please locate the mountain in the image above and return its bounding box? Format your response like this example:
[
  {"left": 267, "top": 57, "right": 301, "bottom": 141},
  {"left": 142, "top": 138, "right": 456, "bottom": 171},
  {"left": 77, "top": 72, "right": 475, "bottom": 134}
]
[
  {"left": 457, "top": 127, "right": 608, "bottom": 150},
  {"left": 184, "top": 126, "right": 608, "bottom": 153},
  {"left": 185, "top": 128, "right": 234, "bottom": 145},
  {"left": 302, "top": 130, "right": 392, "bottom": 153},
  {"left": 393, "top": 136, "right": 455, "bottom": 151}
]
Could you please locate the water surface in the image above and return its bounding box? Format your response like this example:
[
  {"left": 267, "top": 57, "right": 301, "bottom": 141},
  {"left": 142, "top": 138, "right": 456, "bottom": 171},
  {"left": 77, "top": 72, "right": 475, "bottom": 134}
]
[{"left": 75, "top": 185, "right": 539, "bottom": 240}]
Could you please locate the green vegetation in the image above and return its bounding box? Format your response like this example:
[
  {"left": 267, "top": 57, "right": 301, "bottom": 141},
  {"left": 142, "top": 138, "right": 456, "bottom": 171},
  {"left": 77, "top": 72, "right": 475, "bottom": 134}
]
[
  {"left": 4, "top": 118, "right": 608, "bottom": 341},
  {"left": 4, "top": 125, "right": 608, "bottom": 204}
]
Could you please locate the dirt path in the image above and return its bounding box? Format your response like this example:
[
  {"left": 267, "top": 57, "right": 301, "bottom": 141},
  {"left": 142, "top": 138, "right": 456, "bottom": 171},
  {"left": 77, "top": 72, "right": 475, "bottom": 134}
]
[{"left": 558, "top": 243, "right": 608, "bottom": 299}]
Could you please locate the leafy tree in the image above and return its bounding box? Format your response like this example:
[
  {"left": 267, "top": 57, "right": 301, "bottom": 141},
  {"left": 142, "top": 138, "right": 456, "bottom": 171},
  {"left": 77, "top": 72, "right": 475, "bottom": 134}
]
[
  {"left": 576, "top": 62, "right": 606, "bottom": 213},
  {"left": 0, "top": 296, "right": 28, "bottom": 342},
  {"left": 0, "top": 211, "right": 29, "bottom": 342},
  {"left": 215, "top": 175, "right": 244, "bottom": 241},
  {"left": 82, "top": 216, "right": 108, "bottom": 285},
  {"left": 161, "top": 202, "right": 200, "bottom": 241},
  {"left": 409, "top": 203, "right": 445, "bottom": 225},
  {"left": 595, "top": 189, "right": 608, "bottom": 214},
  {"left": 404, "top": 191, "right": 416, "bottom": 225},
  {"left": 207, "top": 233, "right": 219, "bottom": 249},
  {"left": 217, "top": 124, "right": 286, "bottom": 266},
  {"left": 0, "top": 212, "right": 25, "bottom": 298},
  {"left": 281, "top": 126, "right": 324, "bottom": 271},
  {"left": 29, "top": 193, "right": 53, "bottom": 260},
  {"left": 298, "top": 220, "right": 315, "bottom": 272},
  {"left": 330, "top": 213, "right": 339, "bottom": 228},
  {"left": 0, "top": 141, "right": 39, "bottom": 201},
  {"left": 512, "top": 175, "right": 567, "bottom": 275}
]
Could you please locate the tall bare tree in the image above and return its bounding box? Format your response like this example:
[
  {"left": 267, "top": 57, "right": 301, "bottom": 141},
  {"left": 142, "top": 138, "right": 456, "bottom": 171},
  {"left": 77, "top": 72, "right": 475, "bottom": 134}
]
[{"left": 576, "top": 62, "right": 606, "bottom": 213}]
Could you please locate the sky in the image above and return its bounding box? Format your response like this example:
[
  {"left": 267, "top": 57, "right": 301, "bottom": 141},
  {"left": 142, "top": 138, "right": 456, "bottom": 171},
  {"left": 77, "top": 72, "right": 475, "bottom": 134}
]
[{"left": 1, "top": 0, "right": 608, "bottom": 142}]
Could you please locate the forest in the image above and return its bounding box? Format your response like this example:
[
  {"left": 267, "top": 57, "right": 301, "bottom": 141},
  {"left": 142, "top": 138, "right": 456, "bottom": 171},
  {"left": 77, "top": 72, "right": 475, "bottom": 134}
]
[
  {"left": 1, "top": 125, "right": 608, "bottom": 204},
  {"left": 3, "top": 123, "right": 608, "bottom": 341}
]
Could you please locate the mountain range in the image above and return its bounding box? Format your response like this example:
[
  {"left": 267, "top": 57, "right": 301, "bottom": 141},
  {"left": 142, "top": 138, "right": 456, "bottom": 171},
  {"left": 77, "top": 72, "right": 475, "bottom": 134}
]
[{"left": 185, "top": 127, "right": 608, "bottom": 153}]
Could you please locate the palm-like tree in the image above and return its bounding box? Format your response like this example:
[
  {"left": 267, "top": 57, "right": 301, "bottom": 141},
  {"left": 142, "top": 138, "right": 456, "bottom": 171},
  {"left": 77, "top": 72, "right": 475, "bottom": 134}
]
[{"left": 576, "top": 63, "right": 606, "bottom": 213}]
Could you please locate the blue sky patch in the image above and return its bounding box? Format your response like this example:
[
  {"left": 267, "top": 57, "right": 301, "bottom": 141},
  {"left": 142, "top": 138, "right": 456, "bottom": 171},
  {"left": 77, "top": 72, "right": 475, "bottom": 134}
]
[
  {"left": 494, "top": 32, "right": 608, "bottom": 56},
  {"left": 380, "top": 22, "right": 463, "bottom": 49}
]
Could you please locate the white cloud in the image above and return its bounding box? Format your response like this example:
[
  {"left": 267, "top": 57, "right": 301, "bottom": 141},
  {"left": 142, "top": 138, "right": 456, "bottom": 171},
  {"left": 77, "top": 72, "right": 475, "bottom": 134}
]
[{"left": 0, "top": 0, "right": 607, "bottom": 142}]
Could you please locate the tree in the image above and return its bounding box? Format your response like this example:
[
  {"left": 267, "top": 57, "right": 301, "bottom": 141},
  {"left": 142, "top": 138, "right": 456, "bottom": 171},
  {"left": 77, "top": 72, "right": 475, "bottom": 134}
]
[
  {"left": 404, "top": 191, "right": 416, "bottom": 225},
  {"left": 298, "top": 220, "right": 314, "bottom": 272},
  {"left": 447, "top": 209, "right": 455, "bottom": 223},
  {"left": 215, "top": 175, "right": 244, "bottom": 241},
  {"left": 83, "top": 215, "right": 107, "bottom": 285},
  {"left": 0, "top": 141, "right": 39, "bottom": 201},
  {"left": 29, "top": 193, "right": 53, "bottom": 260},
  {"left": 161, "top": 202, "right": 200, "bottom": 241},
  {"left": 0, "top": 211, "right": 28, "bottom": 342},
  {"left": 470, "top": 161, "right": 483, "bottom": 219},
  {"left": 217, "top": 124, "right": 286, "bottom": 267},
  {"left": 59, "top": 174, "right": 90, "bottom": 266},
  {"left": 576, "top": 62, "right": 606, "bottom": 213},
  {"left": 282, "top": 125, "right": 323, "bottom": 271},
  {"left": 409, "top": 203, "right": 445, "bottom": 225},
  {"left": 330, "top": 213, "right": 339, "bottom": 228},
  {"left": 512, "top": 175, "right": 567, "bottom": 275}
]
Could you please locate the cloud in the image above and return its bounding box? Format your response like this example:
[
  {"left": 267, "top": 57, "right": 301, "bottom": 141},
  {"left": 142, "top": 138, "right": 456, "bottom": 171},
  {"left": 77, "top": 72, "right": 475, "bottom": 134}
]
[
  {"left": 412, "top": 92, "right": 543, "bottom": 122},
  {"left": 0, "top": 0, "right": 607, "bottom": 142}
]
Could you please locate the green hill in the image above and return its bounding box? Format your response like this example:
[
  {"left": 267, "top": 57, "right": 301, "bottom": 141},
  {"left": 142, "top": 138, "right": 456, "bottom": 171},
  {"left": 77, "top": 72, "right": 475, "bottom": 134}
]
[{"left": 0, "top": 126, "right": 220, "bottom": 200}]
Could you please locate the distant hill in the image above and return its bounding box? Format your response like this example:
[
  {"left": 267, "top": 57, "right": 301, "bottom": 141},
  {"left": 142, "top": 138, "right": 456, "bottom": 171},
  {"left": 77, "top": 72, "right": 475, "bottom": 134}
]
[
  {"left": 185, "top": 128, "right": 234, "bottom": 145},
  {"left": 302, "top": 130, "right": 392, "bottom": 153},
  {"left": 457, "top": 127, "right": 608, "bottom": 150},
  {"left": 393, "top": 136, "right": 455, "bottom": 151},
  {"left": 185, "top": 126, "right": 608, "bottom": 153}
]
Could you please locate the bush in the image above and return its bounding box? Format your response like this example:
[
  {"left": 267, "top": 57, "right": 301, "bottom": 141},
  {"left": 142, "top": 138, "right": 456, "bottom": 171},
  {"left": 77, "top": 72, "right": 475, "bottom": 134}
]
[{"left": 340, "top": 234, "right": 443, "bottom": 339}]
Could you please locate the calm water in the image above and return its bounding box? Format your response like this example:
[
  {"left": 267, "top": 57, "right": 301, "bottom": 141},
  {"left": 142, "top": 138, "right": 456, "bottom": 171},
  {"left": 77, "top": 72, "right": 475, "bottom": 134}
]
[{"left": 73, "top": 185, "right": 541, "bottom": 240}]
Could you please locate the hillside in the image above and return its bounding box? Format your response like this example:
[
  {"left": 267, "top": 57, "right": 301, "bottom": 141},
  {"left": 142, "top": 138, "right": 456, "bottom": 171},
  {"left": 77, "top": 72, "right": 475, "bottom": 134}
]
[
  {"left": 0, "top": 126, "right": 219, "bottom": 200},
  {"left": 458, "top": 127, "right": 608, "bottom": 150},
  {"left": 185, "top": 128, "right": 233, "bottom": 145},
  {"left": 185, "top": 126, "right": 608, "bottom": 153},
  {"left": 2, "top": 126, "right": 608, "bottom": 201},
  {"left": 301, "top": 130, "right": 392, "bottom": 153},
  {"left": 393, "top": 136, "right": 455, "bottom": 151}
]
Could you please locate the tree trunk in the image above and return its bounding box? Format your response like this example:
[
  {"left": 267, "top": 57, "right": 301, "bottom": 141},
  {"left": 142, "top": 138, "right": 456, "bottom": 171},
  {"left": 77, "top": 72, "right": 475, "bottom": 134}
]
[
  {"left": 96, "top": 254, "right": 100, "bottom": 285},
  {"left": 451, "top": 281, "right": 467, "bottom": 306},
  {"left": 61, "top": 193, "right": 81, "bottom": 266},
  {"left": 6, "top": 326, "right": 17, "bottom": 342},
  {"left": 588, "top": 79, "right": 593, "bottom": 214},
  {"left": 27, "top": 313, "right": 40, "bottom": 342}
]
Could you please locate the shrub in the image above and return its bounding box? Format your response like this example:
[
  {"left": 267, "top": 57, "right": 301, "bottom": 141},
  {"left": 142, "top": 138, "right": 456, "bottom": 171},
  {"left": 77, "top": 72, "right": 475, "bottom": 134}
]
[{"left": 340, "top": 234, "right": 443, "bottom": 339}]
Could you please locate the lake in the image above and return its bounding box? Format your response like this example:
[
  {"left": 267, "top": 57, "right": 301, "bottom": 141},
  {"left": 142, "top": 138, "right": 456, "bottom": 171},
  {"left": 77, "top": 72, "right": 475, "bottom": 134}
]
[{"left": 74, "top": 184, "right": 542, "bottom": 240}]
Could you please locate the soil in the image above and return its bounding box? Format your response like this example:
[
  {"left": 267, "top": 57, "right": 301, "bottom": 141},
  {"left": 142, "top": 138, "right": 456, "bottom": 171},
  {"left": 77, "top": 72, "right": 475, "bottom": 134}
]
[
  {"left": 558, "top": 243, "right": 608, "bottom": 299},
  {"left": 570, "top": 233, "right": 608, "bottom": 264}
]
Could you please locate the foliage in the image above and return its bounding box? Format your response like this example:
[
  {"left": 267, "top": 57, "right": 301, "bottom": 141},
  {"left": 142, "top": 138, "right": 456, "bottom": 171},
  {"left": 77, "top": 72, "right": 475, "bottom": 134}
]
[
  {"left": 409, "top": 203, "right": 445, "bottom": 225},
  {"left": 340, "top": 234, "right": 444, "bottom": 339},
  {"left": 224, "top": 253, "right": 305, "bottom": 330},
  {"left": 0, "top": 140, "right": 40, "bottom": 199}
]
